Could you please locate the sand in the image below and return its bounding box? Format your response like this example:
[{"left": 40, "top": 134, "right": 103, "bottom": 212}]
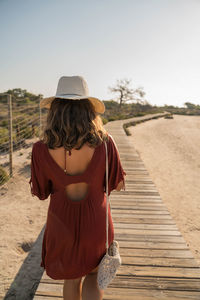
[
  {"left": 0, "top": 137, "right": 50, "bottom": 299},
  {"left": 1, "top": 114, "right": 200, "bottom": 298},
  {"left": 128, "top": 114, "right": 200, "bottom": 265}
]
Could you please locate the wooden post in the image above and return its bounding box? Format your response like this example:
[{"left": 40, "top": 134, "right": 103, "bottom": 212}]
[
  {"left": 7, "top": 94, "right": 13, "bottom": 177},
  {"left": 39, "top": 96, "right": 42, "bottom": 138},
  {"left": 32, "top": 124, "right": 35, "bottom": 136}
]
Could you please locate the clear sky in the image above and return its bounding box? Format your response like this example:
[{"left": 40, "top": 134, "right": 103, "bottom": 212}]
[{"left": 0, "top": 0, "right": 200, "bottom": 107}]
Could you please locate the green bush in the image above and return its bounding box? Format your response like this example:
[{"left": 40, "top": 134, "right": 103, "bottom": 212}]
[
  {"left": 108, "top": 115, "right": 119, "bottom": 121},
  {"left": 135, "top": 112, "right": 146, "bottom": 117},
  {"left": 0, "top": 127, "right": 9, "bottom": 144},
  {"left": 101, "top": 117, "right": 108, "bottom": 125},
  {"left": 0, "top": 166, "right": 9, "bottom": 185},
  {"left": 0, "top": 120, "right": 8, "bottom": 127},
  {"left": 164, "top": 114, "right": 173, "bottom": 119}
]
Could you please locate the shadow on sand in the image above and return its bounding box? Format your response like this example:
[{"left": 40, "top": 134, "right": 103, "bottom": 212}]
[{"left": 4, "top": 225, "right": 46, "bottom": 300}]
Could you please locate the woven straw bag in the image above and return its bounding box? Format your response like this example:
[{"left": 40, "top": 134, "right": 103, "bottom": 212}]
[{"left": 97, "top": 139, "right": 122, "bottom": 290}]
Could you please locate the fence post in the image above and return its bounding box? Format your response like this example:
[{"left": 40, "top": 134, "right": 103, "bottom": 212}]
[
  {"left": 39, "top": 96, "right": 42, "bottom": 138},
  {"left": 7, "top": 94, "right": 13, "bottom": 178}
]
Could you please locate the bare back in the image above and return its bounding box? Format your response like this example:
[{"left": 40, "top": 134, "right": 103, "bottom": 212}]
[{"left": 47, "top": 144, "right": 95, "bottom": 201}]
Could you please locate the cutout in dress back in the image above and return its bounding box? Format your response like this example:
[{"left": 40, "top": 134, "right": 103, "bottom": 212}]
[
  {"left": 46, "top": 143, "right": 97, "bottom": 201},
  {"left": 65, "top": 182, "right": 89, "bottom": 202}
]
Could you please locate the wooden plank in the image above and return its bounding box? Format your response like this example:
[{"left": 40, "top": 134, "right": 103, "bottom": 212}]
[
  {"left": 112, "top": 217, "right": 175, "bottom": 224},
  {"left": 123, "top": 164, "right": 146, "bottom": 168},
  {"left": 112, "top": 200, "right": 164, "bottom": 205},
  {"left": 111, "top": 209, "right": 170, "bottom": 214},
  {"left": 114, "top": 223, "right": 178, "bottom": 230},
  {"left": 115, "top": 228, "right": 181, "bottom": 236},
  {"left": 112, "top": 199, "right": 166, "bottom": 205},
  {"left": 110, "top": 195, "right": 163, "bottom": 200},
  {"left": 119, "top": 171, "right": 149, "bottom": 175},
  {"left": 112, "top": 213, "right": 173, "bottom": 219},
  {"left": 112, "top": 204, "right": 166, "bottom": 210},
  {"left": 123, "top": 188, "right": 158, "bottom": 192},
  {"left": 116, "top": 182, "right": 157, "bottom": 192},
  {"left": 103, "top": 287, "right": 200, "bottom": 300},
  {"left": 121, "top": 257, "right": 199, "bottom": 267},
  {"left": 119, "top": 248, "right": 194, "bottom": 258},
  {"left": 118, "top": 241, "right": 189, "bottom": 250},
  {"left": 111, "top": 204, "right": 165, "bottom": 209},
  {"left": 112, "top": 206, "right": 169, "bottom": 211},
  {"left": 124, "top": 178, "right": 155, "bottom": 182},
  {"left": 116, "top": 193, "right": 162, "bottom": 198},
  {"left": 118, "top": 265, "right": 200, "bottom": 278},
  {"left": 122, "top": 256, "right": 199, "bottom": 268},
  {"left": 111, "top": 198, "right": 163, "bottom": 203},
  {"left": 124, "top": 182, "right": 157, "bottom": 185},
  {"left": 119, "top": 157, "right": 144, "bottom": 161},
  {"left": 120, "top": 163, "right": 147, "bottom": 167},
  {"left": 115, "top": 233, "right": 186, "bottom": 243},
  {"left": 111, "top": 275, "right": 200, "bottom": 291},
  {"left": 114, "top": 202, "right": 168, "bottom": 212}
]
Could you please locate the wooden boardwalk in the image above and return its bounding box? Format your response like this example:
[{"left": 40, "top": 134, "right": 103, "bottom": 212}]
[{"left": 34, "top": 113, "right": 200, "bottom": 299}]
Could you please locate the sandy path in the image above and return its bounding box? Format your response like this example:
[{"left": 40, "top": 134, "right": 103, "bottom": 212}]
[
  {"left": 0, "top": 138, "right": 49, "bottom": 299},
  {"left": 128, "top": 114, "right": 200, "bottom": 265}
]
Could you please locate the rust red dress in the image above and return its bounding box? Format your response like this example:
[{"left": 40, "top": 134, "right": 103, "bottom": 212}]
[{"left": 29, "top": 134, "right": 126, "bottom": 280}]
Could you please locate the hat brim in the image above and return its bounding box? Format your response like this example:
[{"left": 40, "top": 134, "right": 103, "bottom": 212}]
[{"left": 40, "top": 95, "right": 105, "bottom": 114}]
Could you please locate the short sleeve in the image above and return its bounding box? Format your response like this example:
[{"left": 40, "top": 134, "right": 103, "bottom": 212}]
[
  {"left": 29, "top": 142, "right": 52, "bottom": 200},
  {"left": 104, "top": 134, "right": 126, "bottom": 196}
]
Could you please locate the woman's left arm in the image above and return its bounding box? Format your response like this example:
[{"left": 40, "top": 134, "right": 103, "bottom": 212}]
[{"left": 29, "top": 142, "right": 52, "bottom": 200}]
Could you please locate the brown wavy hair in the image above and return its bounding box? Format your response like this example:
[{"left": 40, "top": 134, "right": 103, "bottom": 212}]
[{"left": 40, "top": 98, "right": 109, "bottom": 150}]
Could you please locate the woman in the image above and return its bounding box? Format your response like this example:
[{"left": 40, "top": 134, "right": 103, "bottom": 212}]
[{"left": 29, "top": 76, "right": 126, "bottom": 300}]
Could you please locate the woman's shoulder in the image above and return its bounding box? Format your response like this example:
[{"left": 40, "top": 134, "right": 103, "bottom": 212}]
[
  {"left": 31, "top": 140, "right": 46, "bottom": 155},
  {"left": 106, "top": 134, "right": 116, "bottom": 148}
]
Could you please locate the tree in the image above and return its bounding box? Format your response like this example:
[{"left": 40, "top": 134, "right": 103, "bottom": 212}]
[
  {"left": 184, "top": 102, "right": 197, "bottom": 109},
  {"left": 6, "top": 88, "right": 43, "bottom": 101},
  {"left": 108, "top": 78, "right": 145, "bottom": 107}
]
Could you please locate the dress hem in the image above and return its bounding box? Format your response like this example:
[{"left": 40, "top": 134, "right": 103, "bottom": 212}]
[
  {"left": 40, "top": 239, "right": 114, "bottom": 280},
  {"left": 42, "top": 262, "right": 101, "bottom": 280}
]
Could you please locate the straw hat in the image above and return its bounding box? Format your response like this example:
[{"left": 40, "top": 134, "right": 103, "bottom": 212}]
[{"left": 40, "top": 76, "right": 105, "bottom": 114}]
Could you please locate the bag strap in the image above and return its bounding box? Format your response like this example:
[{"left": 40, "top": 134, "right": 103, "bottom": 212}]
[{"left": 104, "top": 139, "right": 110, "bottom": 253}]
